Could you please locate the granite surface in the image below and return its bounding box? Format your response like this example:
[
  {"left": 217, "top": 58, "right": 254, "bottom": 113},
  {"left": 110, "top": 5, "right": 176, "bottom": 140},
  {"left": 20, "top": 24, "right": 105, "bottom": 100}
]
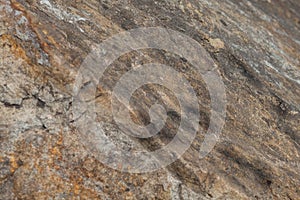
[{"left": 0, "top": 0, "right": 300, "bottom": 199}]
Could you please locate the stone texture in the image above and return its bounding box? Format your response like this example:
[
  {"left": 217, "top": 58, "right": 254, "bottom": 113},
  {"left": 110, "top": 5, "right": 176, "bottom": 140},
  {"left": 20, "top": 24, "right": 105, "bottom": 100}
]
[{"left": 0, "top": 0, "right": 299, "bottom": 199}]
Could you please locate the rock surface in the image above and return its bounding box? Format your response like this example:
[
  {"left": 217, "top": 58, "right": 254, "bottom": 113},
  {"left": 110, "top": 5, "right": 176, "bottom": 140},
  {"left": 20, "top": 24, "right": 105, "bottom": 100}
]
[{"left": 0, "top": 0, "right": 299, "bottom": 199}]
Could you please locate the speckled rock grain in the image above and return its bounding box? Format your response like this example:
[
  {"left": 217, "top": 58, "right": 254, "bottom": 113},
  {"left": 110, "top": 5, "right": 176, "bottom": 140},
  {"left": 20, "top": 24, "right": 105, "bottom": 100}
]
[{"left": 0, "top": 0, "right": 299, "bottom": 199}]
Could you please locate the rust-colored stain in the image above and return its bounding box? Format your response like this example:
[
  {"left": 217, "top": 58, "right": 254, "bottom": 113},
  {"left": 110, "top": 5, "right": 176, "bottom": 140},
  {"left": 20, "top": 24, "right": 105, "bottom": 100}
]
[
  {"left": 8, "top": 0, "right": 75, "bottom": 92},
  {"left": 1, "top": 0, "right": 299, "bottom": 199},
  {"left": 1, "top": 34, "right": 30, "bottom": 62}
]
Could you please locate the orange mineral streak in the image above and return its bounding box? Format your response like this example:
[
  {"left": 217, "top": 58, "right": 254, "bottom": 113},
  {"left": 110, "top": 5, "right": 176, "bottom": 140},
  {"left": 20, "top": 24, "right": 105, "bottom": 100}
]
[
  {"left": 10, "top": 0, "right": 50, "bottom": 54},
  {"left": 9, "top": 156, "right": 19, "bottom": 173},
  {"left": 1, "top": 34, "right": 29, "bottom": 62},
  {"left": 1, "top": 34, "right": 47, "bottom": 84},
  {"left": 9, "top": 0, "right": 74, "bottom": 92}
]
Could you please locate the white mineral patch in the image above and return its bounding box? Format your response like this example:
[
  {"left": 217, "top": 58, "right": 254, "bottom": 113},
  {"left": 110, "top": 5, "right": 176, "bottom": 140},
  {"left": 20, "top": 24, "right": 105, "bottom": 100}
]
[{"left": 39, "top": 0, "right": 86, "bottom": 23}]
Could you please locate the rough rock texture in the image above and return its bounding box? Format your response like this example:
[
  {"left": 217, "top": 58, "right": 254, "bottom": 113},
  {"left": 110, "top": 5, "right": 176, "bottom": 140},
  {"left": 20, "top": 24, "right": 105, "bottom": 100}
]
[{"left": 1, "top": 0, "right": 299, "bottom": 199}]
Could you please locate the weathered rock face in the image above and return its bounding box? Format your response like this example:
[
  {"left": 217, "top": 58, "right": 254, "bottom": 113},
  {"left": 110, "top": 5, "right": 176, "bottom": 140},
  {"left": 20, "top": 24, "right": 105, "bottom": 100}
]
[{"left": 0, "top": 0, "right": 299, "bottom": 199}]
